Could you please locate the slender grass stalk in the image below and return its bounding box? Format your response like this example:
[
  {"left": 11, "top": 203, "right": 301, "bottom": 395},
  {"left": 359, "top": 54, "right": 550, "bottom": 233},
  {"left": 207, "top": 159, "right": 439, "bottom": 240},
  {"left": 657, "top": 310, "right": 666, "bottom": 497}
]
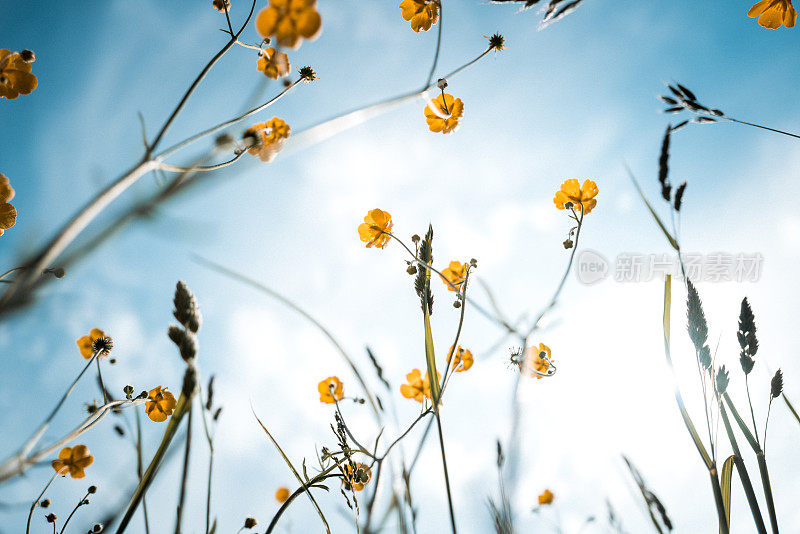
[
  {"left": 59, "top": 488, "right": 92, "bottom": 534},
  {"left": 26, "top": 473, "right": 57, "bottom": 534},
  {"left": 174, "top": 405, "right": 193, "bottom": 534},
  {"left": 198, "top": 385, "right": 216, "bottom": 534},
  {"left": 135, "top": 410, "right": 151, "bottom": 534},
  {"left": 425, "top": 0, "right": 444, "bottom": 88},
  {"left": 434, "top": 411, "right": 457, "bottom": 533}
]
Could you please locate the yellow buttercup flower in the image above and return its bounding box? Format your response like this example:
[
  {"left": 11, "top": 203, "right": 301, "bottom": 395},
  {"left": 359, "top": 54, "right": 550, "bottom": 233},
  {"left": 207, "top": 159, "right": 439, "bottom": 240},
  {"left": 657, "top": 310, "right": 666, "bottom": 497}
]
[
  {"left": 256, "top": 0, "right": 322, "bottom": 49},
  {"left": 357, "top": 209, "right": 393, "bottom": 249},
  {"left": 343, "top": 462, "right": 372, "bottom": 492},
  {"left": 257, "top": 47, "right": 290, "bottom": 79},
  {"left": 0, "top": 49, "right": 37, "bottom": 100},
  {"left": 447, "top": 345, "right": 473, "bottom": 372},
  {"left": 524, "top": 343, "right": 553, "bottom": 379},
  {"left": 400, "top": 369, "right": 440, "bottom": 402},
  {"left": 145, "top": 386, "right": 177, "bottom": 422},
  {"left": 51, "top": 445, "right": 94, "bottom": 479},
  {"left": 244, "top": 118, "right": 291, "bottom": 162},
  {"left": 749, "top": 0, "right": 797, "bottom": 28},
  {"left": 399, "top": 0, "right": 440, "bottom": 32},
  {"left": 275, "top": 487, "right": 290, "bottom": 502},
  {"left": 553, "top": 179, "right": 598, "bottom": 215},
  {"left": 0, "top": 174, "right": 16, "bottom": 237},
  {"left": 318, "top": 376, "right": 344, "bottom": 404},
  {"left": 425, "top": 93, "right": 463, "bottom": 134},
  {"left": 440, "top": 261, "right": 467, "bottom": 292},
  {"left": 538, "top": 489, "right": 554, "bottom": 505},
  {"left": 76, "top": 328, "right": 113, "bottom": 359}
]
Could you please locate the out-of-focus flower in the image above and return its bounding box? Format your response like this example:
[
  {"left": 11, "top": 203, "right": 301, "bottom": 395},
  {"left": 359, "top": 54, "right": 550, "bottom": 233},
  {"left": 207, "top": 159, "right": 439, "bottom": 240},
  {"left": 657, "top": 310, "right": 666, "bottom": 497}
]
[
  {"left": 749, "top": 0, "right": 797, "bottom": 28},
  {"left": 357, "top": 209, "right": 393, "bottom": 249},
  {"left": 212, "top": 0, "right": 231, "bottom": 12},
  {"left": 0, "top": 49, "right": 38, "bottom": 100},
  {"left": 447, "top": 345, "right": 473, "bottom": 372},
  {"left": 440, "top": 261, "right": 467, "bottom": 292},
  {"left": 318, "top": 376, "right": 344, "bottom": 404},
  {"left": 145, "top": 386, "right": 177, "bottom": 422},
  {"left": 538, "top": 489, "right": 554, "bottom": 505},
  {"left": 244, "top": 118, "right": 291, "bottom": 162},
  {"left": 51, "top": 445, "right": 94, "bottom": 479},
  {"left": 425, "top": 93, "right": 463, "bottom": 134},
  {"left": 275, "top": 487, "right": 290, "bottom": 503},
  {"left": 553, "top": 179, "right": 598, "bottom": 215},
  {"left": 524, "top": 343, "right": 553, "bottom": 379},
  {"left": 257, "top": 47, "right": 290, "bottom": 79},
  {"left": 400, "top": 369, "right": 440, "bottom": 402},
  {"left": 76, "top": 329, "right": 113, "bottom": 359},
  {"left": 399, "top": 0, "right": 439, "bottom": 32},
  {"left": 0, "top": 174, "right": 16, "bottom": 237},
  {"left": 343, "top": 462, "right": 372, "bottom": 491},
  {"left": 256, "top": 0, "right": 322, "bottom": 49}
]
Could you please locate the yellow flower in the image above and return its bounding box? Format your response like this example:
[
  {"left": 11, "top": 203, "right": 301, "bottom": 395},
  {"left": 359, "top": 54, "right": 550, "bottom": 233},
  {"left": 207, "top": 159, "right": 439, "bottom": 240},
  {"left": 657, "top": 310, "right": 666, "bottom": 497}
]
[
  {"left": 0, "top": 49, "right": 37, "bottom": 100},
  {"left": 553, "top": 179, "right": 598, "bottom": 215},
  {"left": 51, "top": 445, "right": 94, "bottom": 479},
  {"left": 399, "top": 0, "right": 440, "bottom": 32},
  {"left": 318, "top": 376, "right": 344, "bottom": 404},
  {"left": 400, "top": 369, "right": 440, "bottom": 402},
  {"left": 440, "top": 261, "right": 467, "bottom": 292},
  {"left": 0, "top": 174, "right": 16, "bottom": 237},
  {"left": 257, "top": 47, "right": 290, "bottom": 79},
  {"left": 145, "top": 386, "right": 177, "bottom": 422},
  {"left": 275, "top": 487, "right": 290, "bottom": 502},
  {"left": 425, "top": 93, "right": 464, "bottom": 134},
  {"left": 357, "top": 209, "right": 393, "bottom": 249},
  {"left": 538, "top": 489, "right": 554, "bottom": 505},
  {"left": 244, "top": 118, "right": 291, "bottom": 162},
  {"left": 524, "top": 343, "right": 553, "bottom": 379},
  {"left": 256, "top": 0, "right": 322, "bottom": 49},
  {"left": 749, "top": 0, "right": 797, "bottom": 28},
  {"left": 343, "top": 462, "right": 372, "bottom": 492},
  {"left": 76, "top": 328, "right": 113, "bottom": 359},
  {"left": 447, "top": 345, "right": 473, "bottom": 372}
]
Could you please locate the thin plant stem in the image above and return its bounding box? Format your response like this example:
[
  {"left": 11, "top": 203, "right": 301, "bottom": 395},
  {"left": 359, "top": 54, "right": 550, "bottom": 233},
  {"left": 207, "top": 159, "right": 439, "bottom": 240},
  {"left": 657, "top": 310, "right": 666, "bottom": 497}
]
[
  {"left": 135, "top": 410, "right": 151, "bottom": 534},
  {"left": 26, "top": 473, "right": 57, "bottom": 534},
  {"left": 424, "top": 0, "right": 444, "bottom": 88},
  {"left": 96, "top": 357, "right": 108, "bottom": 405},
  {"left": 174, "top": 405, "right": 193, "bottom": 534},
  {"left": 433, "top": 411, "right": 457, "bottom": 534},
  {"left": 756, "top": 452, "right": 779, "bottom": 534},
  {"left": 265, "top": 472, "right": 341, "bottom": 534},
  {"left": 746, "top": 376, "right": 761, "bottom": 448},
  {"left": 59, "top": 489, "right": 92, "bottom": 534},
  {"left": 198, "top": 384, "right": 215, "bottom": 534},
  {"left": 724, "top": 117, "right": 800, "bottom": 140}
]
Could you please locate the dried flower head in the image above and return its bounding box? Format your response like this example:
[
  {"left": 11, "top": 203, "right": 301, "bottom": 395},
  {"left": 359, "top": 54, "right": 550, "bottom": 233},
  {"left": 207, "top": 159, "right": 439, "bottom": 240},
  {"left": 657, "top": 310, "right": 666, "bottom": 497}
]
[
  {"left": 553, "top": 179, "right": 599, "bottom": 215},
  {"left": 76, "top": 329, "right": 113, "bottom": 359},
  {"left": 256, "top": 0, "right": 322, "bottom": 49},
  {"left": 51, "top": 445, "right": 94, "bottom": 479},
  {"left": 145, "top": 386, "right": 177, "bottom": 422},
  {"left": 275, "top": 487, "right": 290, "bottom": 503},
  {"left": 357, "top": 209, "right": 393, "bottom": 249},
  {"left": 318, "top": 376, "right": 344, "bottom": 404},
  {"left": 485, "top": 33, "right": 506, "bottom": 51},
  {"left": 244, "top": 118, "right": 291, "bottom": 162},
  {"left": 0, "top": 49, "right": 38, "bottom": 99},
  {"left": 748, "top": 0, "right": 796, "bottom": 29},
  {"left": 298, "top": 65, "right": 317, "bottom": 82},
  {"left": 257, "top": 47, "right": 290, "bottom": 79},
  {"left": 399, "top": 0, "right": 440, "bottom": 32},
  {"left": 243, "top": 517, "right": 258, "bottom": 529},
  {"left": 425, "top": 93, "right": 464, "bottom": 134}
]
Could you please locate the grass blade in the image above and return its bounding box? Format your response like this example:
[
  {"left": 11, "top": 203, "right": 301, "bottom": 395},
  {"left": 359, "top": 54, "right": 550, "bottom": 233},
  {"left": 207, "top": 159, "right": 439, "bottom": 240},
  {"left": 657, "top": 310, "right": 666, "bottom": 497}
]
[
  {"left": 626, "top": 166, "right": 680, "bottom": 251},
  {"left": 424, "top": 306, "right": 440, "bottom": 406},
  {"left": 783, "top": 394, "right": 800, "bottom": 427},
  {"left": 720, "top": 455, "right": 735, "bottom": 534}
]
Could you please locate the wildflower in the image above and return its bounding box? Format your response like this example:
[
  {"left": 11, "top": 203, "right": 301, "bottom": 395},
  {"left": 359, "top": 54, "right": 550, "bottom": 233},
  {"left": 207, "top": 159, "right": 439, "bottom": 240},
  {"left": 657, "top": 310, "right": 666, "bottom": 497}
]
[
  {"left": 0, "top": 174, "right": 16, "bottom": 237},
  {"left": 0, "top": 49, "right": 38, "bottom": 100},
  {"left": 400, "top": 369, "right": 440, "bottom": 402},
  {"left": 425, "top": 93, "right": 464, "bottom": 134},
  {"left": 440, "top": 261, "right": 467, "bottom": 292},
  {"left": 275, "top": 487, "right": 290, "bottom": 503},
  {"left": 538, "top": 489, "right": 554, "bottom": 505},
  {"left": 244, "top": 118, "right": 291, "bottom": 162},
  {"left": 318, "top": 376, "right": 344, "bottom": 404},
  {"left": 298, "top": 65, "right": 317, "bottom": 82},
  {"left": 748, "top": 0, "right": 797, "bottom": 28},
  {"left": 51, "top": 445, "right": 94, "bottom": 479},
  {"left": 399, "top": 0, "right": 440, "bottom": 32},
  {"left": 76, "top": 329, "right": 113, "bottom": 359},
  {"left": 212, "top": 0, "right": 231, "bottom": 12},
  {"left": 485, "top": 33, "right": 506, "bottom": 52},
  {"left": 255, "top": 0, "right": 322, "bottom": 49},
  {"left": 343, "top": 462, "right": 372, "bottom": 491},
  {"left": 524, "top": 343, "right": 553, "bottom": 379},
  {"left": 357, "top": 209, "right": 393, "bottom": 249},
  {"left": 145, "top": 386, "right": 177, "bottom": 422},
  {"left": 447, "top": 345, "right": 474, "bottom": 372},
  {"left": 257, "top": 47, "right": 290, "bottom": 79},
  {"left": 553, "top": 179, "right": 599, "bottom": 215}
]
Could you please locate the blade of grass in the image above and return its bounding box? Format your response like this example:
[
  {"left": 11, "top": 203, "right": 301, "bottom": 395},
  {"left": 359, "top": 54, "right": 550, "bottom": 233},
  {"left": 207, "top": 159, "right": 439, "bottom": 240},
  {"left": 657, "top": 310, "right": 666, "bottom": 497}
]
[
  {"left": 783, "top": 394, "right": 800, "bottom": 426},
  {"left": 423, "top": 306, "right": 440, "bottom": 406},
  {"left": 626, "top": 166, "right": 679, "bottom": 251},
  {"left": 720, "top": 455, "right": 735, "bottom": 534}
]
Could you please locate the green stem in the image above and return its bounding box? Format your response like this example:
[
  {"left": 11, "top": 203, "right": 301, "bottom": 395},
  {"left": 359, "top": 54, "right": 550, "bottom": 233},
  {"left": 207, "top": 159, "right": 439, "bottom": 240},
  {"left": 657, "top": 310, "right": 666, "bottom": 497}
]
[
  {"left": 757, "top": 452, "right": 779, "bottom": 534},
  {"left": 174, "top": 405, "right": 193, "bottom": 534},
  {"left": 434, "top": 411, "right": 457, "bottom": 534},
  {"left": 27, "top": 473, "right": 57, "bottom": 534},
  {"left": 709, "top": 465, "right": 729, "bottom": 534},
  {"left": 135, "top": 411, "right": 151, "bottom": 534}
]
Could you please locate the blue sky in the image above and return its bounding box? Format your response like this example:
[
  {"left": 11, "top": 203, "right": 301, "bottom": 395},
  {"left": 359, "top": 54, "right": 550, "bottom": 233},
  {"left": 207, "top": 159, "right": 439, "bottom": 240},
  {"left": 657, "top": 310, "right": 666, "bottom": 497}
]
[{"left": 2, "top": 0, "right": 800, "bottom": 532}]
